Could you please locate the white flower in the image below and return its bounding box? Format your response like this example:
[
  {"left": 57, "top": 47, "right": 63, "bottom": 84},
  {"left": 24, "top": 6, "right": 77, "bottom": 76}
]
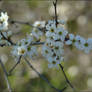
[
  {"left": 53, "top": 33, "right": 60, "bottom": 41},
  {"left": 45, "top": 26, "right": 57, "bottom": 41},
  {"left": 0, "top": 12, "right": 8, "bottom": 21},
  {"left": 83, "top": 38, "right": 92, "bottom": 53},
  {"left": 27, "top": 46, "right": 37, "bottom": 59},
  {"left": 0, "top": 21, "right": 8, "bottom": 30},
  {"left": 17, "top": 39, "right": 26, "bottom": 46},
  {"left": 42, "top": 45, "right": 53, "bottom": 58},
  {"left": 32, "top": 28, "right": 43, "bottom": 40},
  {"left": 73, "top": 35, "right": 92, "bottom": 53},
  {"left": 33, "top": 21, "right": 45, "bottom": 28},
  {"left": 74, "top": 35, "right": 86, "bottom": 50},
  {"left": 46, "top": 31, "right": 55, "bottom": 39},
  {"left": 51, "top": 41, "right": 64, "bottom": 55},
  {"left": 48, "top": 57, "right": 59, "bottom": 68},
  {"left": 17, "top": 46, "right": 27, "bottom": 56},
  {"left": 46, "top": 20, "right": 66, "bottom": 31},
  {"left": 46, "top": 20, "right": 56, "bottom": 30},
  {"left": 65, "top": 34, "right": 75, "bottom": 45},
  {"left": 53, "top": 41, "right": 64, "bottom": 48},
  {"left": 54, "top": 48, "right": 64, "bottom": 56},
  {"left": 48, "top": 56, "right": 64, "bottom": 68},
  {"left": 17, "top": 37, "right": 32, "bottom": 47},
  {"left": 0, "top": 12, "right": 9, "bottom": 31},
  {"left": 58, "top": 20, "right": 66, "bottom": 25},
  {"left": 26, "top": 35, "right": 34, "bottom": 43},
  {"left": 56, "top": 27, "right": 68, "bottom": 41},
  {"left": 46, "top": 26, "right": 68, "bottom": 42},
  {"left": 46, "top": 26, "right": 56, "bottom": 37},
  {"left": 11, "top": 46, "right": 18, "bottom": 57}
]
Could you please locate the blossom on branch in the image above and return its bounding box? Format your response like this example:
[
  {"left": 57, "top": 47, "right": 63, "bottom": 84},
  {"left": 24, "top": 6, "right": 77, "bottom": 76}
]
[{"left": 0, "top": 12, "right": 9, "bottom": 31}]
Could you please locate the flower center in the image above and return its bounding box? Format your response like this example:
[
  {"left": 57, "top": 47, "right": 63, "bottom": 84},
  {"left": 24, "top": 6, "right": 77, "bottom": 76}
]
[
  {"left": 52, "top": 61, "right": 56, "bottom": 64},
  {"left": 84, "top": 43, "right": 88, "bottom": 47},
  {"left": 27, "top": 46, "right": 31, "bottom": 51},
  {"left": 72, "top": 39, "right": 76, "bottom": 43},
  {"left": 58, "top": 31, "right": 62, "bottom": 35},
  {"left": 50, "top": 28, "right": 54, "bottom": 32},
  {"left": 19, "top": 49, "right": 26, "bottom": 54},
  {"left": 37, "top": 24, "right": 41, "bottom": 27},
  {"left": 45, "top": 50, "right": 48, "bottom": 54},
  {"left": 25, "top": 41, "right": 28, "bottom": 45},
  {"left": 55, "top": 46, "right": 59, "bottom": 50}
]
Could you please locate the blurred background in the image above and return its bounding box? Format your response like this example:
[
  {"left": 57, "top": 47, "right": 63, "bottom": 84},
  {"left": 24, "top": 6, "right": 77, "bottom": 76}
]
[{"left": 0, "top": 0, "right": 92, "bottom": 92}]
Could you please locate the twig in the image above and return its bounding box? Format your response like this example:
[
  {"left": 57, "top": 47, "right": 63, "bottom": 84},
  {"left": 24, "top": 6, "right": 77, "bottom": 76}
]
[
  {"left": 30, "top": 42, "right": 44, "bottom": 45},
  {"left": 59, "top": 64, "right": 76, "bottom": 92},
  {"left": 0, "top": 43, "right": 7, "bottom": 47},
  {"left": 53, "top": 0, "right": 75, "bottom": 91},
  {"left": 8, "top": 56, "right": 22, "bottom": 75},
  {"left": 9, "top": 19, "right": 45, "bottom": 32},
  {"left": 0, "top": 32, "right": 15, "bottom": 45},
  {"left": 53, "top": 0, "right": 58, "bottom": 27},
  {"left": 0, "top": 59, "right": 12, "bottom": 92},
  {"left": 24, "top": 57, "right": 67, "bottom": 92},
  {"left": 9, "top": 19, "right": 33, "bottom": 27},
  {"left": 9, "top": 19, "right": 43, "bottom": 31}
]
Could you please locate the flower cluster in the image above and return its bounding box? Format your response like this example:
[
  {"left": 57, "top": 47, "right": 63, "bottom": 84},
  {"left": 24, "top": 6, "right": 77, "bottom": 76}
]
[
  {"left": 42, "top": 20, "right": 67, "bottom": 68},
  {"left": 42, "top": 20, "right": 92, "bottom": 68},
  {"left": 12, "top": 21, "right": 46, "bottom": 61},
  {"left": 65, "top": 34, "right": 92, "bottom": 53},
  {"left": 42, "top": 41, "right": 64, "bottom": 68},
  {"left": 1, "top": 12, "right": 92, "bottom": 68},
  {"left": 0, "top": 12, "right": 13, "bottom": 46},
  {"left": 32, "top": 21, "right": 46, "bottom": 40},
  {"left": 12, "top": 35, "right": 37, "bottom": 60}
]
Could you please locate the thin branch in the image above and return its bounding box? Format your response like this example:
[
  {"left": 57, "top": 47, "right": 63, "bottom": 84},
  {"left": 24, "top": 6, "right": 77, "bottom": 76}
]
[
  {"left": 0, "top": 59, "right": 12, "bottom": 92},
  {"left": 0, "top": 59, "right": 8, "bottom": 76},
  {"left": 30, "top": 42, "right": 45, "bottom": 45},
  {"left": 9, "top": 19, "right": 43, "bottom": 31},
  {"left": 9, "top": 19, "right": 33, "bottom": 27},
  {"left": 0, "top": 32, "right": 15, "bottom": 45},
  {"left": 24, "top": 57, "right": 67, "bottom": 92},
  {"left": 53, "top": 0, "right": 75, "bottom": 91},
  {"left": 0, "top": 43, "right": 7, "bottom": 47},
  {"left": 9, "top": 19, "right": 53, "bottom": 32},
  {"left": 53, "top": 0, "right": 58, "bottom": 27},
  {"left": 59, "top": 64, "right": 76, "bottom": 92},
  {"left": 8, "top": 56, "right": 22, "bottom": 75}
]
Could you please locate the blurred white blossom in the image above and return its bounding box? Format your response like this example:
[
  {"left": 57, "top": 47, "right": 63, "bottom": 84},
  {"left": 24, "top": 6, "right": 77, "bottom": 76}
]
[
  {"left": 67, "top": 66, "right": 79, "bottom": 77},
  {"left": 0, "top": 12, "right": 9, "bottom": 31}
]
